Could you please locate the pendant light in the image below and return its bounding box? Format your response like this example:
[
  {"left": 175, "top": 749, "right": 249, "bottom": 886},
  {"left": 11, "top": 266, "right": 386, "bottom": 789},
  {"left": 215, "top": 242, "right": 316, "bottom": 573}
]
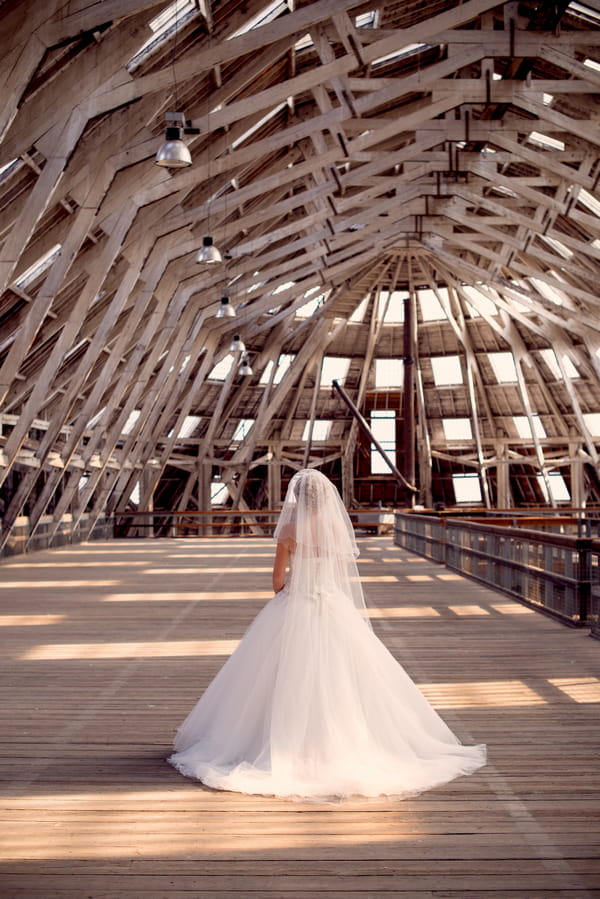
[
  {"left": 239, "top": 354, "right": 253, "bottom": 377},
  {"left": 230, "top": 334, "right": 245, "bottom": 352},
  {"left": 155, "top": 122, "right": 192, "bottom": 168},
  {"left": 197, "top": 236, "right": 223, "bottom": 264},
  {"left": 215, "top": 295, "right": 235, "bottom": 318}
]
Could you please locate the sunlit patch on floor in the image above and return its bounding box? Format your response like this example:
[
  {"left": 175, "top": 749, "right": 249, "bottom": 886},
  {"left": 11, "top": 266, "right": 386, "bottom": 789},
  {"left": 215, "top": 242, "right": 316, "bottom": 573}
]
[
  {"left": 436, "top": 573, "right": 464, "bottom": 581},
  {"left": 20, "top": 639, "right": 240, "bottom": 661},
  {"left": 489, "top": 602, "right": 534, "bottom": 615},
  {"left": 368, "top": 606, "right": 441, "bottom": 618},
  {"left": 448, "top": 605, "right": 490, "bottom": 616},
  {"left": 144, "top": 567, "right": 272, "bottom": 575},
  {"left": 0, "top": 614, "right": 67, "bottom": 626},
  {"left": 0, "top": 580, "right": 120, "bottom": 588},
  {"left": 404, "top": 574, "right": 434, "bottom": 582},
  {"left": 103, "top": 591, "right": 272, "bottom": 602},
  {"left": 419, "top": 679, "right": 548, "bottom": 708},
  {"left": 549, "top": 676, "right": 600, "bottom": 703}
]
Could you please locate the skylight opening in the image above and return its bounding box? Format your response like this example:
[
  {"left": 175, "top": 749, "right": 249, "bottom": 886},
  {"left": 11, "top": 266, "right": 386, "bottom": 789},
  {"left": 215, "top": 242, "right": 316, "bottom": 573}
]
[
  {"left": 370, "top": 410, "right": 395, "bottom": 474},
  {"left": 529, "top": 276, "right": 566, "bottom": 306},
  {"left": 379, "top": 290, "right": 406, "bottom": 323},
  {"left": 229, "top": 0, "right": 288, "bottom": 39},
  {"left": 375, "top": 359, "right": 404, "bottom": 389},
  {"left": 321, "top": 357, "right": 350, "bottom": 387},
  {"left": 209, "top": 354, "right": 234, "bottom": 381},
  {"left": 372, "top": 43, "right": 426, "bottom": 68},
  {"left": 122, "top": 409, "right": 141, "bottom": 435},
  {"left": 302, "top": 420, "right": 331, "bottom": 441},
  {"left": 528, "top": 131, "right": 564, "bottom": 151},
  {"left": 536, "top": 471, "right": 570, "bottom": 503},
  {"left": 355, "top": 9, "right": 379, "bottom": 27},
  {"left": 431, "top": 356, "right": 463, "bottom": 386},
  {"left": 14, "top": 244, "right": 61, "bottom": 290},
  {"left": 543, "top": 93, "right": 554, "bottom": 106},
  {"left": 260, "top": 353, "right": 294, "bottom": 385},
  {"left": 175, "top": 415, "right": 202, "bottom": 439},
  {"left": 488, "top": 352, "right": 518, "bottom": 383},
  {"left": 539, "top": 348, "right": 579, "bottom": 380},
  {"left": 418, "top": 288, "right": 447, "bottom": 322},
  {"left": 513, "top": 415, "right": 546, "bottom": 439},
  {"left": 232, "top": 102, "right": 286, "bottom": 149},
  {"left": 296, "top": 295, "right": 323, "bottom": 318},
  {"left": 452, "top": 473, "right": 482, "bottom": 503},
  {"left": 232, "top": 418, "right": 255, "bottom": 442},
  {"left": 569, "top": 1, "right": 600, "bottom": 26},
  {"left": 87, "top": 407, "right": 106, "bottom": 429},
  {"left": 577, "top": 188, "right": 600, "bottom": 217},
  {"left": 129, "top": 481, "right": 141, "bottom": 506},
  {"left": 539, "top": 235, "right": 573, "bottom": 259},
  {"left": 294, "top": 33, "right": 314, "bottom": 51},
  {"left": 0, "top": 158, "right": 22, "bottom": 183},
  {"left": 442, "top": 418, "right": 473, "bottom": 441},
  {"left": 127, "top": 1, "right": 196, "bottom": 70},
  {"left": 584, "top": 57, "right": 600, "bottom": 71}
]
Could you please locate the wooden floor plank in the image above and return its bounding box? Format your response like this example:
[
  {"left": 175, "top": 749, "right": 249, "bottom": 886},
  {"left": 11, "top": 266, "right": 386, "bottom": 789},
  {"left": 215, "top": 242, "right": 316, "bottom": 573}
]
[{"left": 0, "top": 537, "right": 599, "bottom": 897}]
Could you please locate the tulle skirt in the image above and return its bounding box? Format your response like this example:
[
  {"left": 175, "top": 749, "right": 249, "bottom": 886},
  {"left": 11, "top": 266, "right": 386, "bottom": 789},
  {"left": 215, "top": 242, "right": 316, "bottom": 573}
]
[{"left": 169, "top": 585, "right": 486, "bottom": 799}]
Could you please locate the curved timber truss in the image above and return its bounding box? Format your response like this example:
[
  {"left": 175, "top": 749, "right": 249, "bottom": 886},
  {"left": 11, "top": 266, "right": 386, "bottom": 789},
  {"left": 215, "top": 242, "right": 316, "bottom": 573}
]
[{"left": 1, "top": 0, "right": 600, "bottom": 549}]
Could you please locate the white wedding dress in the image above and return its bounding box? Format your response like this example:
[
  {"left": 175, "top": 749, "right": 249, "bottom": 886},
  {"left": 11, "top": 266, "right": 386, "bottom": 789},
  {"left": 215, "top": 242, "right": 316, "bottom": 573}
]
[{"left": 169, "top": 470, "right": 486, "bottom": 799}]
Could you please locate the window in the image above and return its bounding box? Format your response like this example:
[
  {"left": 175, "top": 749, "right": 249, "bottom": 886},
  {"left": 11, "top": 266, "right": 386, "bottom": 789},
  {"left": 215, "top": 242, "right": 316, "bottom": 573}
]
[
  {"left": 370, "top": 410, "right": 395, "bottom": 473},
  {"left": 375, "top": 359, "right": 403, "bottom": 389},
  {"left": 583, "top": 413, "right": 600, "bottom": 435},
  {"left": 529, "top": 276, "right": 567, "bottom": 306},
  {"left": 296, "top": 291, "right": 324, "bottom": 318},
  {"left": 461, "top": 285, "right": 498, "bottom": 317},
  {"left": 232, "top": 419, "right": 254, "bottom": 442},
  {"left": 513, "top": 415, "right": 546, "bottom": 439},
  {"left": 302, "top": 420, "right": 331, "bottom": 441},
  {"left": 378, "top": 290, "right": 405, "bottom": 323},
  {"left": 442, "top": 418, "right": 473, "bottom": 440},
  {"left": 431, "top": 356, "right": 463, "bottom": 386},
  {"left": 211, "top": 481, "right": 228, "bottom": 505},
  {"left": 174, "top": 415, "right": 201, "bottom": 439},
  {"left": 320, "top": 357, "right": 350, "bottom": 387},
  {"left": 260, "top": 353, "right": 294, "bottom": 385},
  {"left": 418, "top": 288, "right": 447, "bottom": 322},
  {"left": 129, "top": 481, "right": 141, "bottom": 506},
  {"left": 122, "top": 409, "right": 141, "bottom": 435},
  {"left": 528, "top": 131, "right": 564, "bottom": 151},
  {"left": 209, "top": 354, "right": 234, "bottom": 381},
  {"left": 536, "top": 472, "right": 570, "bottom": 503},
  {"left": 539, "top": 348, "right": 578, "bottom": 380},
  {"left": 489, "top": 352, "right": 518, "bottom": 383},
  {"left": 350, "top": 297, "right": 369, "bottom": 322},
  {"left": 452, "top": 473, "right": 482, "bottom": 503},
  {"left": 15, "top": 244, "right": 61, "bottom": 290}
]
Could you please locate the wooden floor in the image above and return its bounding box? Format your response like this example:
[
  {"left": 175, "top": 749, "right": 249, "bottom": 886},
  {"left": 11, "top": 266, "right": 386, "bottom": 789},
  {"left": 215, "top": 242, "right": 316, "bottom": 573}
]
[{"left": 0, "top": 536, "right": 599, "bottom": 898}]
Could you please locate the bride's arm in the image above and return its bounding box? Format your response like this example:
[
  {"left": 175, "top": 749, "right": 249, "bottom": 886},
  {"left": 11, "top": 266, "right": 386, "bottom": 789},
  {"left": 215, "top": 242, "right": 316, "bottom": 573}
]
[{"left": 272, "top": 540, "right": 290, "bottom": 593}]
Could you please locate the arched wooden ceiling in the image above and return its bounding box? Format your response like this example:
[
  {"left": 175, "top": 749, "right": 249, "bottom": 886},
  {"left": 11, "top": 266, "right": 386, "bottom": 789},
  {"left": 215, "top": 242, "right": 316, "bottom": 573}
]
[{"left": 1, "top": 0, "right": 600, "bottom": 546}]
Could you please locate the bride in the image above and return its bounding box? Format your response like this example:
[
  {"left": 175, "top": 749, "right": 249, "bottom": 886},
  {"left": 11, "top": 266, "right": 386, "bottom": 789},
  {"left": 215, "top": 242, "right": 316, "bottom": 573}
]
[{"left": 168, "top": 468, "right": 486, "bottom": 798}]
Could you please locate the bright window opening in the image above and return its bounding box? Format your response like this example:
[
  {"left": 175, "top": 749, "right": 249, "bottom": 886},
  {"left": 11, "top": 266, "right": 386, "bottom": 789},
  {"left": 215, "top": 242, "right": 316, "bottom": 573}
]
[
  {"left": 370, "top": 410, "right": 395, "bottom": 474},
  {"left": 431, "top": 356, "right": 463, "bottom": 386},
  {"left": 174, "top": 415, "right": 201, "bottom": 439},
  {"left": 539, "top": 348, "right": 578, "bottom": 380},
  {"left": 418, "top": 288, "right": 447, "bottom": 322},
  {"left": 584, "top": 58, "right": 600, "bottom": 71},
  {"left": 375, "top": 359, "right": 403, "bottom": 389},
  {"left": 350, "top": 297, "right": 369, "bottom": 322},
  {"left": 209, "top": 354, "right": 234, "bottom": 381},
  {"left": 378, "top": 290, "right": 405, "bottom": 323},
  {"left": 513, "top": 415, "right": 546, "bottom": 439},
  {"left": 129, "top": 481, "right": 141, "bottom": 506},
  {"left": 296, "top": 292, "right": 324, "bottom": 318},
  {"left": 15, "top": 244, "right": 61, "bottom": 290},
  {"left": 583, "top": 412, "right": 600, "bottom": 435},
  {"left": 442, "top": 418, "right": 473, "bottom": 440},
  {"left": 489, "top": 352, "right": 518, "bottom": 383},
  {"left": 372, "top": 42, "right": 426, "bottom": 68},
  {"left": 232, "top": 103, "right": 286, "bottom": 149},
  {"left": 229, "top": 0, "right": 288, "bottom": 38},
  {"left": 539, "top": 235, "right": 573, "bottom": 259},
  {"left": 211, "top": 481, "right": 228, "bottom": 505},
  {"left": 122, "top": 409, "right": 141, "bottom": 435},
  {"left": 452, "top": 473, "right": 482, "bottom": 503},
  {"left": 260, "top": 353, "right": 294, "bottom": 385},
  {"left": 462, "top": 285, "right": 498, "bottom": 317},
  {"left": 232, "top": 418, "right": 255, "bottom": 441},
  {"left": 355, "top": 9, "right": 379, "bottom": 27},
  {"left": 321, "top": 356, "right": 350, "bottom": 387},
  {"left": 128, "top": 1, "right": 196, "bottom": 69},
  {"left": 529, "top": 276, "right": 567, "bottom": 306},
  {"left": 536, "top": 472, "right": 570, "bottom": 503},
  {"left": 302, "top": 420, "right": 331, "bottom": 441},
  {"left": 528, "top": 131, "right": 564, "bottom": 151},
  {"left": 578, "top": 188, "right": 600, "bottom": 217}
]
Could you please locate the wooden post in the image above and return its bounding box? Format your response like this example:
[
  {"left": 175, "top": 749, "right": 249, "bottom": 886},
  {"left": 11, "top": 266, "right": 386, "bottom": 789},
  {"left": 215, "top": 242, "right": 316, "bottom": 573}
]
[{"left": 402, "top": 292, "right": 416, "bottom": 505}]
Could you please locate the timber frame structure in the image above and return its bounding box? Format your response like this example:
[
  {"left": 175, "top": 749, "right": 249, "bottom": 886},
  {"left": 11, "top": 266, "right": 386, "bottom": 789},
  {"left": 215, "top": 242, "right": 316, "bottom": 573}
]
[{"left": 1, "top": 0, "right": 600, "bottom": 549}]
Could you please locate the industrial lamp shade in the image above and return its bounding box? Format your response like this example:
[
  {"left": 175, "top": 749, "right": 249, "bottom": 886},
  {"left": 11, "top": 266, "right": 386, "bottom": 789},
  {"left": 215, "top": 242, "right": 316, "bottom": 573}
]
[
  {"left": 239, "top": 354, "right": 253, "bottom": 376},
  {"left": 230, "top": 334, "right": 245, "bottom": 352},
  {"left": 155, "top": 127, "right": 192, "bottom": 168},
  {"left": 196, "top": 236, "right": 223, "bottom": 264},
  {"left": 215, "top": 296, "right": 236, "bottom": 318}
]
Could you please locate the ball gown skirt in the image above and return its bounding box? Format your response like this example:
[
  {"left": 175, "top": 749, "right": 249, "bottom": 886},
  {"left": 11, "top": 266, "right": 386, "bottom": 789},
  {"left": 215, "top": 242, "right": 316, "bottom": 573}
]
[{"left": 168, "top": 580, "right": 486, "bottom": 800}]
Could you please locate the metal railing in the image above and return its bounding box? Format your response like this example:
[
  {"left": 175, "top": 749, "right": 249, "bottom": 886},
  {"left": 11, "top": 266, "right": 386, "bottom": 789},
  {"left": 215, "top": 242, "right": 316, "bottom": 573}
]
[{"left": 394, "top": 512, "right": 600, "bottom": 637}]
